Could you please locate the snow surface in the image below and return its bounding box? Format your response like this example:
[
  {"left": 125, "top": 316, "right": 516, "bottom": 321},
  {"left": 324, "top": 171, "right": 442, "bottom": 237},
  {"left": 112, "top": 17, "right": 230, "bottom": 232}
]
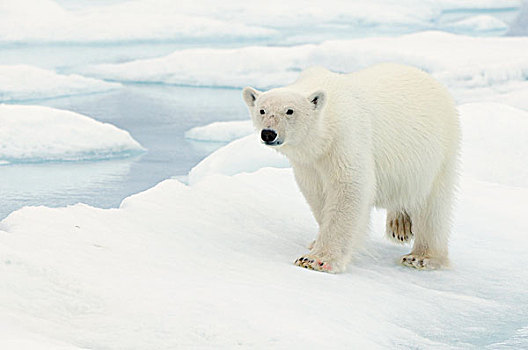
[
  {"left": 184, "top": 120, "right": 253, "bottom": 142},
  {"left": 88, "top": 32, "right": 528, "bottom": 103},
  {"left": 460, "top": 103, "right": 528, "bottom": 187},
  {"left": 0, "top": 105, "right": 144, "bottom": 163},
  {"left": 1, "top": 99, "right": 524, "bottom": 348},
  {"left": 1, "top": 71, "right": 527, "bottom": 350},
  {"left": 0, "top": 167, "right": 527, "bottom": 348},
  {"left": 1, "top": 0, "right": 527, "bottom": 348},
  {"left": 188, "top": 134, "right": 289, "bottom": 185},
  {"left": 0, "top": 65, "right": 121, "bottom": 102}
]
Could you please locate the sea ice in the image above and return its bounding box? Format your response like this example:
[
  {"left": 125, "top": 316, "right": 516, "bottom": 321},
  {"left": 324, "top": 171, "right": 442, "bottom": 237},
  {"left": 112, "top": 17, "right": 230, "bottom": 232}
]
[
  {"left": 187, "top": 134, "right": 289, "bottom": 185},
  {"left": 0, "top": 0, "right": 275, "bottom": 43},
  {"left": 508, "top": 0, "right": 528, "bottom": 35},
  {"left": 0, "top": 0, "right": 520, "bottom": 45},
  {"left": 88, "top": 31, "right": 528, "bottom": 103},
  {"left": 0, "top": 104, "right": 144, "bottom": 163},
  {"left": 0, "top": 88, "right": 526, "bottom": 349},
  {"left": 446, "top": 15, "right": 508, "bottom": 33},
  {"left": 0, "top": 64, "right": 121, "bottom": 102},
  {"left": 184, "top": 120, "right": 253, "bottom": 142},
  {"left": 0, "top": 167, "right": 526, "bottom": 348},
  {"left": 0, "top": 1, "right": 526, "bottom": 347},
  {"left": 459, "top": 102, "right": 528, "bottom": 187}
]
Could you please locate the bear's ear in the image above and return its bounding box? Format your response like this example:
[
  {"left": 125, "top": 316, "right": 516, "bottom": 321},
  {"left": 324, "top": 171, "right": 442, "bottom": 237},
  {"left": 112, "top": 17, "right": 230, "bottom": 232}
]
[
  {"left": 242, "top": 87, "right": 261, "bottom": 107},
  {"left": 308, "top": 90, "right": 326, "bottom": 110}
]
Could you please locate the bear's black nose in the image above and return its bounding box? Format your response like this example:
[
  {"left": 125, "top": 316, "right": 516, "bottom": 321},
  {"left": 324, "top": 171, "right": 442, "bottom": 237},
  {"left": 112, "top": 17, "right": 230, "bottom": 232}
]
[{"left": 261, "top": 129, "right": 278, "bottom": 143}]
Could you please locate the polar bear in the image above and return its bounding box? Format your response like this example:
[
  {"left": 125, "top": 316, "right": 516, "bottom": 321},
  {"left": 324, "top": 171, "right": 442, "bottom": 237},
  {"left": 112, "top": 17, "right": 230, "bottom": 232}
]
[{"left": 242, "top": 63, "right": 460, "bottom": 273}]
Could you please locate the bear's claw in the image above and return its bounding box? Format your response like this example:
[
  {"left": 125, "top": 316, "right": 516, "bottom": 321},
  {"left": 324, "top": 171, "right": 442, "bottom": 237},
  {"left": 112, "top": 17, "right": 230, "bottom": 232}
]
[
  {"left": 294, "top": 254, "right": 335, "bottom": 273},
  {"left": 386, "top": 211, "right": 413, "bottom": 244},
  {"left": 400, "top": 254, "right": 443, "bottom": 270}
]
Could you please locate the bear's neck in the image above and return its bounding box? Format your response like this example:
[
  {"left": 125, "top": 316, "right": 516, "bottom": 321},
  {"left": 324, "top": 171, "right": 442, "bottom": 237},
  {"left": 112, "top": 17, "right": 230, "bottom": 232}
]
[{"left": 279, "top": 120, "right": 335, "bottom": 165}]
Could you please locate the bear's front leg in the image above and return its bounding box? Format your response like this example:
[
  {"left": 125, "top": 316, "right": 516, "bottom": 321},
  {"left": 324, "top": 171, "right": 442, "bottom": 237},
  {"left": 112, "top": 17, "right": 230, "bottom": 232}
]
[
  {"left": 294, "top": 179, "right": 372, "bottom": 273},
  {"left": 291, "top": 163, "right": 325, "bottom": 249}
]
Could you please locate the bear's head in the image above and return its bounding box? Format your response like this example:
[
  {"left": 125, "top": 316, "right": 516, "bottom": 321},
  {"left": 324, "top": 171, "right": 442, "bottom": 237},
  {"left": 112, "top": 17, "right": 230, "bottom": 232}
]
[{"left": 242, "top": 87, "right": 326, "bottom": 151}]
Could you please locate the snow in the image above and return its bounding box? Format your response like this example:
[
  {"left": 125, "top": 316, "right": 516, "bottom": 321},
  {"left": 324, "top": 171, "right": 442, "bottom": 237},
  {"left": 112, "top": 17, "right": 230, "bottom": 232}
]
[
  {"left": 0, "top": 168, "right": 527, "bottom": 348},
  {"left": 194, "top": 0, "right": 437, "bottom": 29},
  {"left": 3, "top": 0, "right": 520, "bottom": 44},
  {"left": 88, "top": 44, "right": 313, "bottom": 88},
  {"left": 2, "top": 100, "right": 525, "bottom": 348},
  {"left": 88, "top": 32, "right": 528, "bottom": 103},
  {"left": 451, "top": 80, "right": 528, "bottom": 111},
  {"left": 187, "top": 134, "right": 290, "bottom": 185},
  {"left": 2, "top": 0, "right": 518, "bottom": 44},
  {"left": 1, "top": 0, "right": 527, "bottom": 347},
  {"left": 0, "top": 0, "right": 275, "bottom": 43},
  {"left": 447, "top": 15, "right": 508, "bottom": 33},
  {"left": 184, "top": 120, "right": 253, "bottom": 142},
  {"left": 0, "top": 105, "right": 144, "bottom": 163},
  {"left": 435, "top": 0, "right": 521, "bottom": 10},
  {"left": 459, "top": 103, "right": 528, "bottom": 187},
  {"left": 0, "top": 318, "right": 81, "bottom": 350},
  {"left": 0, "top": 65, "right": 121, "bottom": 102}
]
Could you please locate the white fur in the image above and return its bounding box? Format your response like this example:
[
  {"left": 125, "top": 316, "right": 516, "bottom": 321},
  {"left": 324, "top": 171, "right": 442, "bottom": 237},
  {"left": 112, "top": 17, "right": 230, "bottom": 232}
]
[{"left": 243, "top": 64, "right": 460, "bottom": 273}]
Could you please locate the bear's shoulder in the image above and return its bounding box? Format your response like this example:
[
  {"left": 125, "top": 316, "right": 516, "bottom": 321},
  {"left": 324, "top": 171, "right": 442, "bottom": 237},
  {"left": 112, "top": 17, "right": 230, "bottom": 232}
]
[{"left": 289, "top": 66, "right": 340, "bottom": 93}]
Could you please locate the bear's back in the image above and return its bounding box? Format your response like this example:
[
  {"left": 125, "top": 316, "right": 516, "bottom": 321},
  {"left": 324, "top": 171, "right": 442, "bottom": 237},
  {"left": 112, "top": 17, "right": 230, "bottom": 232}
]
[{"left": 288, "top": 66, "right": 342, "bottom": 95}]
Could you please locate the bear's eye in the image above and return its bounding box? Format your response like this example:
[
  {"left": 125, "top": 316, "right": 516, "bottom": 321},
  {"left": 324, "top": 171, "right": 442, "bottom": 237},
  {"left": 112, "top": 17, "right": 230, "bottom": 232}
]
[
  {"left": 286, "top": 109, "right": 294, "bottom": 115},
  {"left": 259, "top": 109, "right": 265, "bottom": 115}
]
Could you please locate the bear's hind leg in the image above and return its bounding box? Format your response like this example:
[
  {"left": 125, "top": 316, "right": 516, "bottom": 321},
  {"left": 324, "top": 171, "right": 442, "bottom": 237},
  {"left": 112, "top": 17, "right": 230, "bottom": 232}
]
[
  {"left": 386, "top": 210, "right": 413, "bottom": 244},
  {"left": 400, "top": 202, "right": 449, "bottom": 270},
  {"left": 400, "top": 163, "right": 456, "bottom": 270}
]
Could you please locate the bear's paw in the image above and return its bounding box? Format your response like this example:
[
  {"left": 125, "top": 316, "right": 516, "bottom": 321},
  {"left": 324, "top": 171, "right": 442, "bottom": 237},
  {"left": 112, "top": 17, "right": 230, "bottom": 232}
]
[
  {"left": 294, "top": 254, "right": 343, "bottom": 273},
  {"left": 400, "top": 254, "right": 445, "bottom": 270},
  {"left": 386, "top": 211, "right": 413, "bottom": 244}
]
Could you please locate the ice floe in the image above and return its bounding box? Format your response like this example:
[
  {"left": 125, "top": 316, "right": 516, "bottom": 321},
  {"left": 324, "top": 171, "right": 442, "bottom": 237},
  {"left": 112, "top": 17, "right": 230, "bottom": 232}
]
[
  {"left": 188, "top": 134, "right": 289, "bottom": 185},
  {"left": 0, "top": 168, "right": 526, "bottom": 348},
  {"left": 184, "top": 120, "right": 253, "bottom": 143},
  {"left": 0, "top": 104, "right": 144, "bottom": 163},
  {"left": 460, "top": 102, "right": 528, "bottom": 188},
  {"left": 0, "top": 65, "right": 121, "bottom": 102},
  {"left": 447, "top": 15, "right": 508, "bottom": 34},
  {"left": 88, "top": 31, "right": 528, "bottom": 103},
  {"left": 0, "top": 0, "right": 275, "bottom": 43}
]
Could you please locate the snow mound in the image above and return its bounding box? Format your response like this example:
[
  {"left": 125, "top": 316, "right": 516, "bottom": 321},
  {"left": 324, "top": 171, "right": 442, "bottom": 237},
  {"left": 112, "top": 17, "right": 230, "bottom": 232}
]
[
  {"left": 447, "top": 15, "right": 508, "bottom": 33},
  {"left": 460, "top": 102, "right": 528, "bottom": 187},
  {"left": 88, "top": 45, "right": 313, "bottom": 88},
  {"left": 0, "top": 65, "right": 121, "bottom": 102},
  {"left": 0, "top": 105, "right": 144, "bottom": 163},
  {"left": 88, "top": 32, "right": 528, "bottom": 94},
  {"left": 188, "top": 134, "right": 290, "bottom": 185},
  {"left": 184, "top": 120, "right": 253, "bottom": 142},
  {"left": 0, "top": 166, "right": 527, "bottom": 348}
]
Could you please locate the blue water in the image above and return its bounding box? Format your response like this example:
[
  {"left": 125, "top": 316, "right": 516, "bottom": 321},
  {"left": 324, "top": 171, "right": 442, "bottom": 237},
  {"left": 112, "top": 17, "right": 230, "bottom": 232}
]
[
  {"left": 0, "top": 6, "right": 521, "bottom": 219},
  {"left": 1, "top": 84, "right": 248, "bottom": 218}
]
